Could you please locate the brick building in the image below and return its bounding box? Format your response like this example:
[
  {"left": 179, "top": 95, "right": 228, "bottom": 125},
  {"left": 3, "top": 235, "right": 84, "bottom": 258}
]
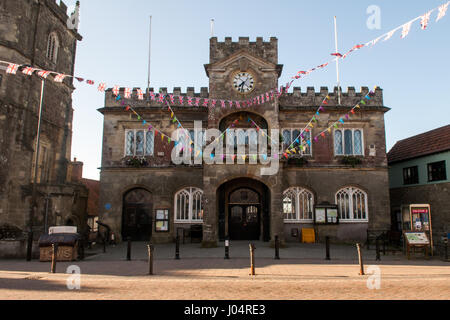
[
  {"left": 0, "top": 0, "right": 87, "bottom": 254},
  {"left": 98, "top": 37, "right": 391, "bottom": 246}
]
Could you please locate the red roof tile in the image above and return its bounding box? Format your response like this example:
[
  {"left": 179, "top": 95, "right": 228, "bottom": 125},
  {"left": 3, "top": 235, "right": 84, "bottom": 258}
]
[{"left": 387, "top": 125, "right": 450, "bottom": 164}]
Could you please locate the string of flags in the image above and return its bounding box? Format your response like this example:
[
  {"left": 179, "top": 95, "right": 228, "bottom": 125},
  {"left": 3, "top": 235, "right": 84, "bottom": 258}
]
[
  {"left": 281, "top": 87, "right": 378, "bottom": 159},
  {"left": 1, "top": 1, "right": 448, "bottom": 109},
  {"left": 292, "top": 2, "right": 449, "bottom": 81}
]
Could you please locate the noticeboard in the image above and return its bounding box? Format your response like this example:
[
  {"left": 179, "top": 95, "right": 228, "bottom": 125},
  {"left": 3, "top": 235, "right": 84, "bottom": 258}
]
[
  {"left": 404, "top": 232, "right": 430, "bottom": 245},
  {"left": 314, "top": 205, "right": 339, "bottom": 225}
]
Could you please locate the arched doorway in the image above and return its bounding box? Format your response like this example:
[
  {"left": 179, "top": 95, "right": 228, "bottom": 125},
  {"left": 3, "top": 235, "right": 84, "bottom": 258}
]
[
  {"left": 217, "top": 178, "right": 270, "bottom": 241},
  {"left": 122, "top": 188, "right": 153, "bottom": 241}
]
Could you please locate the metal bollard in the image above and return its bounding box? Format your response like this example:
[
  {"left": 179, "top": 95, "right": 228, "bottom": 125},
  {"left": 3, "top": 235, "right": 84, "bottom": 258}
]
[
  {"left": 356, "top": 243, "right": 365, "bottom": 275},
  {"left": 376, "top": 238, "right": 381, "bottom": 261},
  {"left": 148, "top": 244, "right": 154, "bottom": 275},
  {"left": 274, "top": 235, "right": 280, "bottom": 260},
  {"left": 325, "top": 236, "right": 330, "bottom": 261},
  {"left": 175, "top": 235, "right": 180, "bottom": 260},
  {"left": 127, "top": 237, "right": 131, "bottom": 261},
  {"left": 249, "top": 243, "right": 256, "bottom": 276},
  {"left": 26, "top": 231, "right": 33, "bottom": 261},
  {"left": 224, "top": 237, "right": 230, "bottom": 260},
  {"left": 51, "top": 243, "right": 58, "bottom": 273}
]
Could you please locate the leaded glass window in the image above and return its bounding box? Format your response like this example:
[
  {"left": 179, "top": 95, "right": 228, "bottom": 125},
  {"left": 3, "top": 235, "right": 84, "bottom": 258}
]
[
  {"left": 334, "top": 129, "right": 364, "bottom": 156},
  {"left": 125, "top": 130, "right": 154, "bottom": 156},
  {"left": 283, "top": 187, "right": 314, "bottom": 222},
  {"left": 174, "top": 187, "right": 203, "bottom": 222},
  {"left": 336, "top": 187, "right": 368, "bottom": 221}
]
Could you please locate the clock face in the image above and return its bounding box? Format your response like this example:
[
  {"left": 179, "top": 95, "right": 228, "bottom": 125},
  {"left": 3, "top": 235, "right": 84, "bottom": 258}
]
[{"left": 233, "top": 72, "right": 255, "bottom": 94}]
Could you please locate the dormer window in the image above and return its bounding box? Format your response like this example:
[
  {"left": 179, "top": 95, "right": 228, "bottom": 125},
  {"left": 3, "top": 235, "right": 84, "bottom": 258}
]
[{"left": 46, "top": 33, "right": 59, "bottom": 63}]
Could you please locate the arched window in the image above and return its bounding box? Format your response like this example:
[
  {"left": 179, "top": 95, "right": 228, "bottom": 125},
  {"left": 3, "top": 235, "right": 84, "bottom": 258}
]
[
  {"left": 46, "top": 32, "right": 59, "bottom": 63},
  {"left": 283, "top": 187, "right": 314, "bottom": 222},
  {"left": 174, "top": 187, "right": 203, "bottom": 223},
  {"left": 336, "top": 187, "right": 368, "bottom": 222}
]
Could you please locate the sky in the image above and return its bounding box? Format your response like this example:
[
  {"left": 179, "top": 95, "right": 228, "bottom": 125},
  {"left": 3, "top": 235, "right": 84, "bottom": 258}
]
[{"left": 63, "top": 0, "right": 450, "bottom": 180}]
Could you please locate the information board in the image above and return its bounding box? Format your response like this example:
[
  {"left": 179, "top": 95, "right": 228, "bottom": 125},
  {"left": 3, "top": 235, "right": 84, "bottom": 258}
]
[{"left": 404, "top": 232, "right": 430, "bottom": 245}]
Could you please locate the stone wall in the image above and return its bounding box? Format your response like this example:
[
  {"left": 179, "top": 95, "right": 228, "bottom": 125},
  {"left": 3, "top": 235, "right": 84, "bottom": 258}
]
[{"left": 0, "top": 0, "right": 85, "bottom": 240}]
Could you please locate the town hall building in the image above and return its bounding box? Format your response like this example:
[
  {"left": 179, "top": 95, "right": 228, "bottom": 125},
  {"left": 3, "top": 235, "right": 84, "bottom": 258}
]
[{"left": 98, "top": 37, "right": 391, "bottom": 246}]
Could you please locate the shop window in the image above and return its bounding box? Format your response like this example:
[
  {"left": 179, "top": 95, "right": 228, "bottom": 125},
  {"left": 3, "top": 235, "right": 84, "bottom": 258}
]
[
  {"left": 336, "top": 187, "right": 368, "bottom": 222},
  {"left": 403, "top": 166, "right": 419, "bottom": 185},
  {"left": 427, "top": 161, "right": 447, "bottom": 182},
  {"left": 283, "top": 187, "right": 314, "bottom": 222},
  {"left": 174, "top": 187, "right": 203, "bottom": 223}
]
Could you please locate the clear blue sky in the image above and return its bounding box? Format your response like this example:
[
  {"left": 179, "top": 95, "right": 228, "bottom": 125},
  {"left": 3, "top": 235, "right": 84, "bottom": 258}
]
[{"left": 64, "top": 0, "right": 450, "bottom": 180}]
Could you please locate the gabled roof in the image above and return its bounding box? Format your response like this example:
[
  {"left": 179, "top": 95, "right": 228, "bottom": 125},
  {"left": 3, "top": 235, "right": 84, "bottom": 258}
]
[{"left": 387, "top": 124, "right": 450, "bottom": 164}]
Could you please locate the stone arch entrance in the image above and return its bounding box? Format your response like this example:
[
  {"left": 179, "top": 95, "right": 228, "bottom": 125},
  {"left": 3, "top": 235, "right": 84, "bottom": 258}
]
[
  {"left": 122, "top": 188, "right": 153, "bottom": 241},
  {"left": 217, "top": 178, "right": 270, "bottom": 241}
]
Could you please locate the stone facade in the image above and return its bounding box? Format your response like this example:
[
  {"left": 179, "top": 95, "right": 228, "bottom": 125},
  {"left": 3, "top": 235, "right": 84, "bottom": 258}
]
[
  {"left": 0, "top": 0, "right": 87, "bottom": 252},
  {"left": 98, "top": 37, "right": 391, "bottom": 246}
]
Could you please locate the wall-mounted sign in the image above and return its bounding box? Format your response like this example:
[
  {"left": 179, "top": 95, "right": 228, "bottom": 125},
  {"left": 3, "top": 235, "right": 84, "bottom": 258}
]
[{"left": 155, "top": 209, "right": 169, "bottom": 232}]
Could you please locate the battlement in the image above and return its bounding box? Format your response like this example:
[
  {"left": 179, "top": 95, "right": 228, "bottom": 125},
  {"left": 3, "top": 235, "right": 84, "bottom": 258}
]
[
  {"left": 210, "top": 37, "right": 278, "bottom": 65},
  {"left": 104, "top": 87, "right": 211, "bottom": 107},
  {"left": 280, "top": 86, "right": 384, "bottom": 107}
]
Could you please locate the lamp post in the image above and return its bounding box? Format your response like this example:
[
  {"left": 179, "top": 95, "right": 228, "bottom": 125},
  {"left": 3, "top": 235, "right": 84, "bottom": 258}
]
[{"left": 26, "top": 77, "right": 45, "bottom": 261}]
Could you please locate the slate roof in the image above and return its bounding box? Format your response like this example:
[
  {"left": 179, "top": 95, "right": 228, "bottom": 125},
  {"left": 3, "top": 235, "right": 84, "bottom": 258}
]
[{"left": 387, "top": 125, "right": 450, "bottom": 164}]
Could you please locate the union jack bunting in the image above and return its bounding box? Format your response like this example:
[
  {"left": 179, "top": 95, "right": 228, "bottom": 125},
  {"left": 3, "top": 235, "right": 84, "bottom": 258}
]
[
  {"left": 221, "top": 100, "right": 226, "bottom": 108},
  {"left": 6, "top": 64, "right": 19, "bottom": 74},
  {"left": 178, "top": 96, "right": 184, "bottom": 105},
  {"left": 112, "top": 86, "right": 120, "bottom": 96},
  {"left": 195, "top": 97, "right": 201, "bottom": 107},
  {"left": 86, "top": 80, "right": 95, "bottom": 85},
  {"left": 97, "top": 83, "right": 107, "bottom": 92},
  {"left": 236, "top": 101, "right": 240, "bottom": 108},
  {"left": 270, "top": 90, "right": 274, "bottom": 100},
  {"left": 401, "top": 22, "right": 412, "bottom": 39},
  {"left": 228, "top": 100, "right": 233, "bottom": 108},
  {"left": 54, "top": 74, "right": 66, "bottom": 82},
  {"left": 266, "top": 92, "right": 270, "bottom": 101},
  {"left": 158, "top": 94, "right": 164, "bottom": 103},
  {"left": 37, "top": 70, "right": 50, "bottom": 79},
  {"left": 137, "top": 89, "right": 144, "bottom": 100},
  {"left": 188, "top": 97, "right": 193, "bottom": 106},
  {"left": 150, "top": 92, "right": 156, "bottom": 100},
  {"left": 260, "top": 94, "right": 265, "bottom": 104},
  {"left": 22, "top": 67, "right": 35, "bottom": 76},
  {"left": 202, "top": 99, "right": 209, "bottom": 107},
  {"left": 211, "top": 99, "right": 217, "bottom": 108},
  {"left": 253, "top": 97, "right": 257, "bottom": 105},
  {"left": 124, "top": 88, "right": 132, "bottom": 99},
  {"left": 75, "top": 77, "right": 84, "bottom": 82},
  {"left": 169, "top": 94, "right": 175, "bottom": 104},
  {"left": 436, "top": 3, "right": 449, "bottom": 22},
  {"left": 317, "top": 63, "right": 329, "bottom": 69}
]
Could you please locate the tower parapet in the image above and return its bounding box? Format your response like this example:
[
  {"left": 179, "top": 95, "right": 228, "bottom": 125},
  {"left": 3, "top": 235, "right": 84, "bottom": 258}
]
[{"left": 209, "top": 37, "right": 278, "bottom": 65}]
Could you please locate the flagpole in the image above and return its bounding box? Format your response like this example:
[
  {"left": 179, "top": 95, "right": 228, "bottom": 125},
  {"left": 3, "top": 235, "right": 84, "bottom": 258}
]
[
  {"left": 147, "top": 15, "right": 152, "bottom": 92},
  {"left": 27, "top": 77, "right": 45, "bottom": 261},
  {"left": 334, "top": 16, "right": 341, "bottom": 105},
  {"left": 210, "top": 19, "right": 215, "bottom": 37}
]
